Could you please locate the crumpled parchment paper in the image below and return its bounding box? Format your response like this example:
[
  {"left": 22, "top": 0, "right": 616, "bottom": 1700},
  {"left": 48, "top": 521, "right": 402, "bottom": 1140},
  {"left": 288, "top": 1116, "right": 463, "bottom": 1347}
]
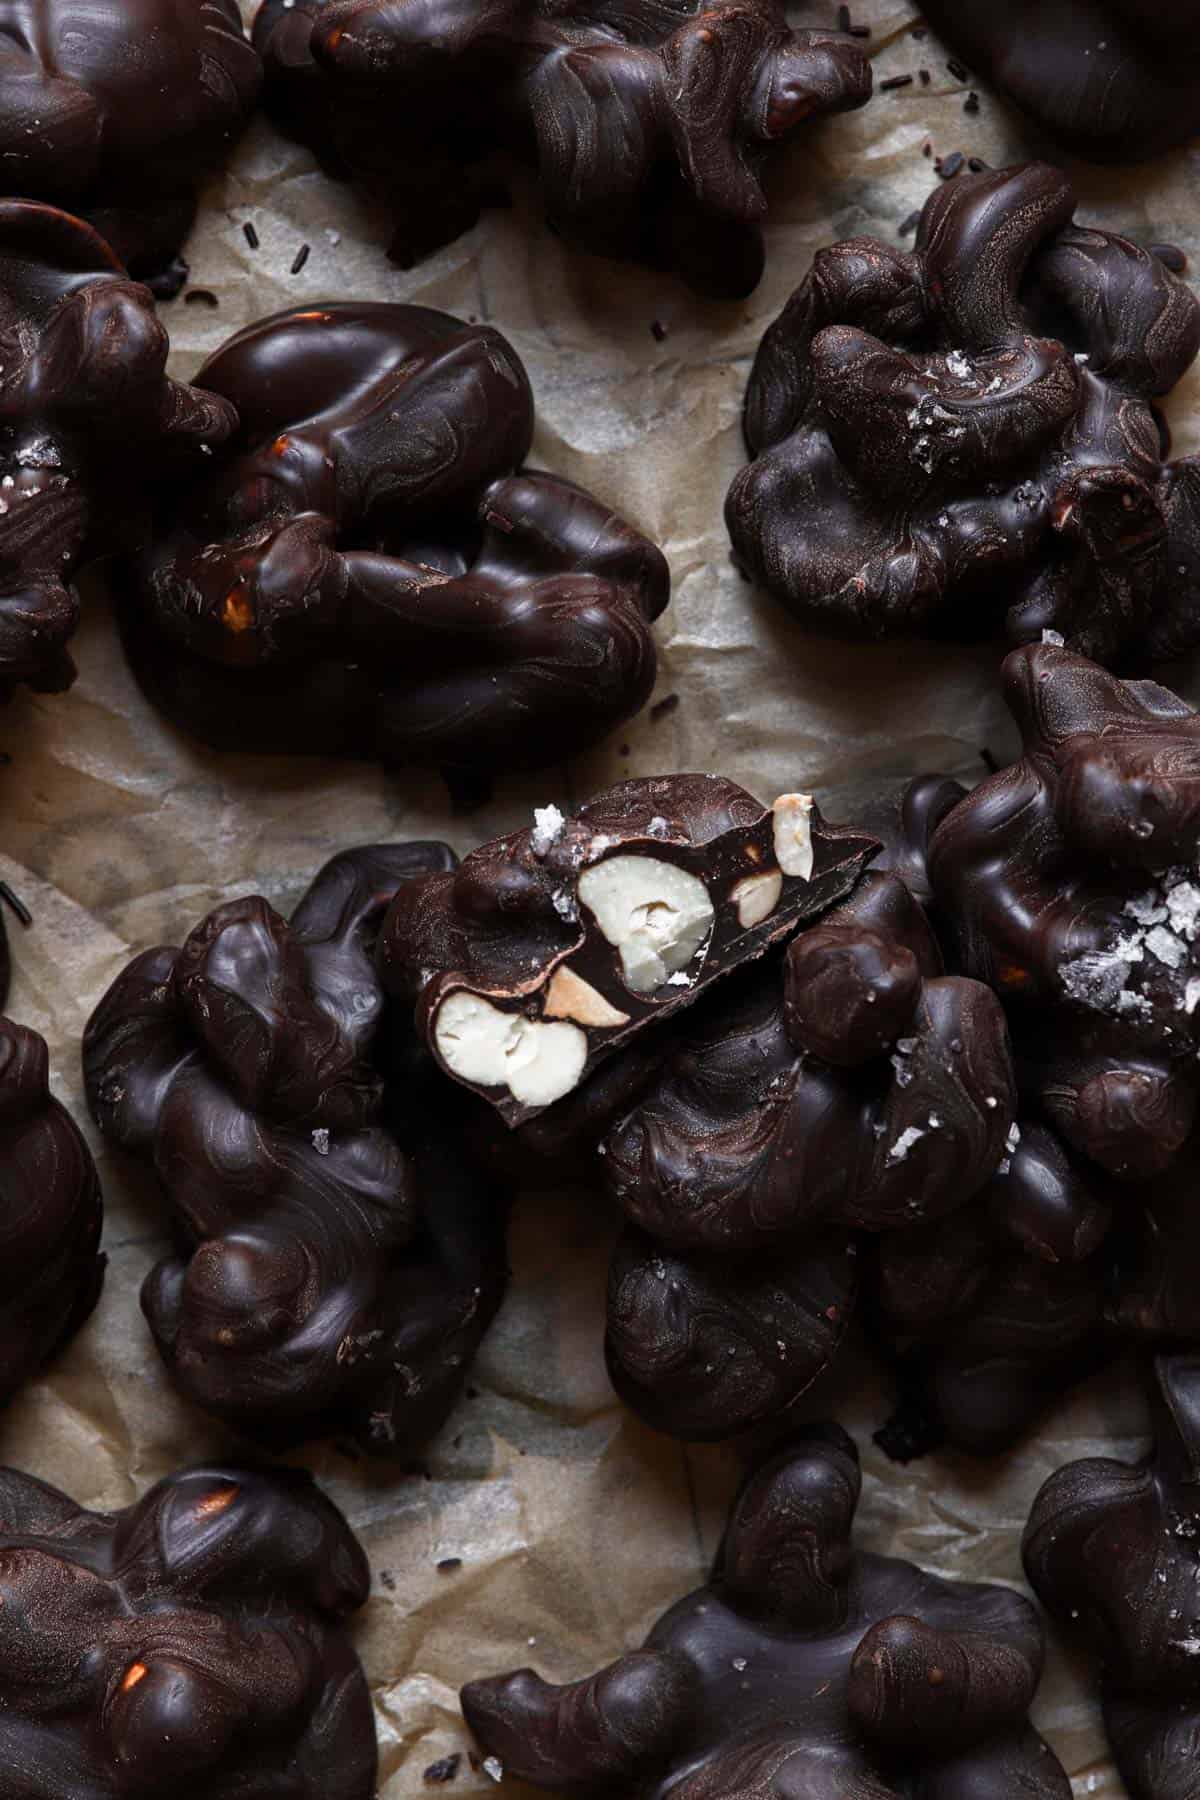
[{"left": 2, "top": 4, "right": 1198, "bottom": 1792}]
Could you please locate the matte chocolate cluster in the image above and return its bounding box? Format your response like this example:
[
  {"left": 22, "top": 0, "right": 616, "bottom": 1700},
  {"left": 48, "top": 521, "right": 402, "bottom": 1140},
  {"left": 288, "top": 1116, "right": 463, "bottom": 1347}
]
[
  {"left": 1025, "top": 1356, "right": 1200, "bottom": 1800},
  {"left": 124, "top": 303, "right": 667, "bottom": 797},
  {"left": 0, "top": 1, "right": 261, "bottom": 294},
  {"left": 0, "top": 1014, "right": 104, "bottom": 1409},
  {"left": 599, "top": 868, "right": 1017, "bottom": 1440},
  {"left": 727, "top": 162, "right": 1200, "bottom": 665},
  {"left": 0, "top": 1461, "right": 376, "bottom": 1796},
  {"left": 252, "top": 0, "right": 872, "bottom": 298},
  {"left": 0, "top": 201, "right": 237, "bottom": 699},
  {"left": 377, "top": 774, "right": 879, "bottom": 1128},
  {"left": 83, "top": 844, "right": 507, "bottom": 1455},
  {"left": 464, "top": 1426, "right": 1072, "bottom": 1800},
  {"left": 922, "top": 2, "right": 1200, "bottom": 164}
]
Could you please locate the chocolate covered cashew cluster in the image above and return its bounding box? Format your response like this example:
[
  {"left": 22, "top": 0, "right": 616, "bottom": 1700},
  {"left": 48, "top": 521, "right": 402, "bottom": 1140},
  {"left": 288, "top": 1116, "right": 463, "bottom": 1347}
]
[
  {"left": 125, "top": 303, "right": 667, "bottom": 797},
  {"left": 0, "top": 1461, "right": 376, "bottom": 1796},
  {"left": 0, "top": 1015, "right": 104, "bottom": 1408},
  {"left": 378, "top": 774, "right": 879, "bottom": 1128},
  {"left": 1025, "top": 1355, "right": 1200, "bottom": 1800},
  {"left": 465, "top": 1426, "right": 1072, "bottom": 1800},
  {"left": 0, "top": 201, "right": 237, "bottom": 699},
  {"left": 83, "top": 844, "right": 506, "bottom": 1455},
  {"left": 922, "top": 2, "right": 1200, "bottom": 164},
  {"left": 728, "top": 162, "right": 1200, "bottom": 665},
  {"left": 253, "top": 0, "right": 872, "bottom": 298},
  {"left": 0, "top": 1, "right": 260, "bottom": 293}
]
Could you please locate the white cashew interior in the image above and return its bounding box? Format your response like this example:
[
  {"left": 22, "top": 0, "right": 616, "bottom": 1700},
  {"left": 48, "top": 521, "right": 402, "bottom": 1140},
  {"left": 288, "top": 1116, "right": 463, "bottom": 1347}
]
[
  {"left": 435, "top": 991, "right": 588, "bottom": 1107},
  {"left": 577, "top": 855, "right": 714, "bottom": 992}
]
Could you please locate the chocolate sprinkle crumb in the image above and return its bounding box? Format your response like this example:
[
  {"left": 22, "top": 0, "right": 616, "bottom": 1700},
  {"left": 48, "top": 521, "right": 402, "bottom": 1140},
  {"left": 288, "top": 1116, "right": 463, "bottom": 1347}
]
[
  {"left": 947, "top": 57, "right": 969, "bottom": 81},
  {"left": 650, "top": 692, "right": 680, "bottom": 722},
  {"left": 881, "top": 73, "right": 913, "bottom": 91},
  {"left": 242, "top": 221, "right": 259, "bottom": 250},
  {"left": 425, "top": 1756, "right": 462, "bottom": 1785},
  {"left": 290, "top": 244, "right": 310, "bottom": 275},
  {"left": 964, "top": 90, "right": 980, "bottom": 114},
  {"left": 919, "top": 68, "right": 930, "bottom": 84},
  {"left": 651, "top": 319, "right": 668, "bottom": 341},
  {"left": 938, "top": 151, "right": 966, "bottom": 179},
  {"left": 437, "top": 1557, "right": 463, "bottom": 1574},
  {"left": 183, "top": 289, "right": 219, "bottom": 308},
  {"left": 0, "top": 883, "right": 32, "bottom": 929}
]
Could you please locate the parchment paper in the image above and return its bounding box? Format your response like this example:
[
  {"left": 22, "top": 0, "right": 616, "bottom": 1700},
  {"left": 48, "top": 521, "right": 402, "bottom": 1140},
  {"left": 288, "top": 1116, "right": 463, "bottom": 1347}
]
[{"left": 4, "top": 6, "right": 1199, "bottom": 1792}]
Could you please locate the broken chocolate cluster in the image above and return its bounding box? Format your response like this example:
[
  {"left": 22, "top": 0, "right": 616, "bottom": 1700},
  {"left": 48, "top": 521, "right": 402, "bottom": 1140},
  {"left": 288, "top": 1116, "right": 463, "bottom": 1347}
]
[
  {"left": 464, "top": 1425, "right": 1072, "bottom": 1800},
  {"left": 253, "top": 0, "right": 872, "bottom": 297},
  {"left": 124, "top": 303, "right": 667, "bottom": 799},
  {"left": 1025, "top": 1355, "right": 1200, "bottom": 1800},
  {"left": 922, "top": 1, "right": 1200, "bottom": 164},
  {"left": 377, "top": 775, "right": 879, "bottom": 1127},
  {"left": 0, "top": 1461, "right": 376, "bottom": 1796},
  {"left": 0, "top": 0, "right": 261, "bottom": 292},
  {"left": 0, "top": 201, "right": 237, "bottom": 699},
  {"left": 0, "top": 1015, "right": 104, "bottom": 1409},
  {"left": 83, "top": 844, "right": 506, "bottom": 1455},
  {"left": 728, "top": 162, "right": 1200, "bottom": 665}
]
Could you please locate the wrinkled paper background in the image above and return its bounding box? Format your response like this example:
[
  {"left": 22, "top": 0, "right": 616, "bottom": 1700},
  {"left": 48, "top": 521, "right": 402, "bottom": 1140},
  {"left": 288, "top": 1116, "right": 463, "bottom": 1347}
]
[{"left": 3, "top": 4, "right": 1199, "bottom": 1792}]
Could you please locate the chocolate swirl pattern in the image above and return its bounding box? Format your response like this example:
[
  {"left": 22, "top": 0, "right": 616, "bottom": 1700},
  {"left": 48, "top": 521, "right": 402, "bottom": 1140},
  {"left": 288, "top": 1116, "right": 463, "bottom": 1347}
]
[
  {"left": 0, "top": 1461, "right": 376, "bottom": 1796},
  {"left": 253, "top": 0, "right": 872, "bottom": 298},
  {"left": 124, "top": 303, "right": 668, "bottom": 796},
  {"left": 83, "top": 843, "right": 507, "bottom": 1456},
  {"left": 728, "top": 162, "right": 1200, "bottom": 665},
  {"left": 465, "top": 1426, "right": 1072, "bottom": 1800}
]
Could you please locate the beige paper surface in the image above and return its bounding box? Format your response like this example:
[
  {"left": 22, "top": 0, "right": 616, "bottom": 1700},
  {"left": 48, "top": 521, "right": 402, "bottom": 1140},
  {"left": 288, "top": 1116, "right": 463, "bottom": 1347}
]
[{"left": 3, "top": 4, "right": 1198, "bottom": 1792}]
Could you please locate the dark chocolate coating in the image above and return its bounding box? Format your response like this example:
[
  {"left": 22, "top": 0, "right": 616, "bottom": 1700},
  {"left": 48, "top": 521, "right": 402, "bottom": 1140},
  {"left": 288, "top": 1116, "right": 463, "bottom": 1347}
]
[
  {"left": 0, "top": 0, "right": 261, "bottom": 291},
  {"left": 0, "top": 201, "right": 236, "bottom": 698},
  {"left": 598, "top": 868, "right": 1018, "bottom": 1442},
  {"left": 0, "top": 1014, "right": 104, "bottom": 1408},
  {"left": 82, "top": 843, "right": 507, "bottom": 1456},
  {"left": 1025, "top": 1355, "right": 1200, "bottom": 1800},
  {"left": 0, "top": 1461, "right": 375, "bottom": 1796},
  {"left": 464, "top": 1426, "right": 1072, "bottom": 1800},
  {"left": 124, "top": 303, "right": 667, "bottom": 792},
  {"left": 728, "top": 162, "right": 1200, "bottom": 665},
  {"left": 378, "top": 773, "right": 879, "bottom": 1127},
  {"left": 921, "top": 2, "right": 1200, "bottom": 165},
  {"left": 252, "top": 0, "right": 871, "bottom": 299}
]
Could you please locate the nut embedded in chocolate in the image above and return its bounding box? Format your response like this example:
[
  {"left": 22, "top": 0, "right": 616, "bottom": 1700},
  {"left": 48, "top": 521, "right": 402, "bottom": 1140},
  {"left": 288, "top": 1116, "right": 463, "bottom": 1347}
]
[
  {"left": 1024, "top": 1354, "right": 1200, "bottom": 1800},
  {"left": 921, "top": 2, "right": 1200, "bottom": 164},
  {"left": 0, "top": 1, "right": 261, "bottom": 293},
  {"left": 82, "top": 843, "right": 507, "bottom": 1456},
  {"left": 0, "top": 1014, "right": 104, "bottom": 1408},
  {"left": 0, "top": 1461, "right": 376, "bottom": 1796},
  {"left": 253, "top": 0, "right": 872, "bottom": 299},
  {"left": 0, "top": 201, "right": 237, "bottom": 699},
  {"left": 123, "top": 303, "right": 668, "bottom": 797},
  {"left": 463, "top": 1425, "right": 1072, "bottom": 1800},
  {"left": 377, "top": 775, "right": 880, "bottom": 1127},
  {"left": 728, "top": 161, "right": 1200, "bottom": 666}
]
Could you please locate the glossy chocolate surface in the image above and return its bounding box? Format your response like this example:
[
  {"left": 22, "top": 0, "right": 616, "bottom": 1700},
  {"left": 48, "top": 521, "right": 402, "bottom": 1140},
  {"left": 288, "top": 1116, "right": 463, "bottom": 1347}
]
[
  {"left": 0, "top": 201, "right": 236, "bottom": 699},
  {"left": 253, "top": 0, "right": 871, "bottom": 298},
  {"left": 1025, "top": 1355, "right": 1200, "bottom": 1800},
  {"left": 465, "top": 1426, "right": 1071, "bottom": 1800},
  {"left": 0, "top": 0, "right": 261, "bottom": 291},
  {"left": 728, "top": 162, "right": 1200, "bottom": 664},
  {"left": 125, "top": 303, "right": 667, "bottom": 794},
  {"left": 83, "top": 843, "right": 506, "bottom": 1455},
  {"left": 0, "top": 1014, "right": 103, "bottom": 1409},
  {"left": 0, "top": 1461, "right": 376, "bottom": 1796},
  {"left": 378, "top": 774, "right": 879, "bottom": 1127},
  {"left": 922, "top": 2, "right": 1200, "bottom": 164}
]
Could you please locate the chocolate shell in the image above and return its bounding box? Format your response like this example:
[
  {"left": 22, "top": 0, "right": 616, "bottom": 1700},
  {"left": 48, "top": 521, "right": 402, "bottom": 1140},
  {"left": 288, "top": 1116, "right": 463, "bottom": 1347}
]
[
  {"left": 464, "top": 1426, "right": 1072, "bottom": 1800},
  {"left": 728, "top": 162, "right": 1200, "bottom": 665},
  {"left": 123, "top": 303, "right": 667, "bottom": 797},
  {"left": 253, "top": 0, "right": 871, "bottom": 299}
]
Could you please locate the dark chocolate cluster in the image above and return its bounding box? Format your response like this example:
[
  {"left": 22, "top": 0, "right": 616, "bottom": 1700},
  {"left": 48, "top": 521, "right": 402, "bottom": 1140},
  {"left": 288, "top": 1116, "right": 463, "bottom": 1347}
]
[
  {"left": 377, "top": 774, "right": 879, "bottom": 1128},
  {"left": 922, "top": 2, "right": 1200, "bottom": 164},
  {"left": 0, "top": 201, "right": 237, "bottom": 699},
  {"left": 1025, "top": 1355, "right": 1200, "bottom": 1800},
  {"left": 0, "top": 0, "right": 261, "bottom": 293},
  {"left": 253, "top": 0, "right": 872, "bottom": 298},
  {"left": 728, "top": 162, "right": 1200, "bottom": 665},
  {"left": 83, "top": 843, "right": 507, "bottom": 1456},
  {"left": 0, "top": 1014, "right": 104, "bottom": 1409},
  {"left": 0, "top": 1461, "right": 376, "bottom": 1796},
  {"left": 123, "top": 303, "right": 667, "bottom": 797},
  {"left": 464, "top": 1426, "right": 1072, "bottom": 1800}
]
